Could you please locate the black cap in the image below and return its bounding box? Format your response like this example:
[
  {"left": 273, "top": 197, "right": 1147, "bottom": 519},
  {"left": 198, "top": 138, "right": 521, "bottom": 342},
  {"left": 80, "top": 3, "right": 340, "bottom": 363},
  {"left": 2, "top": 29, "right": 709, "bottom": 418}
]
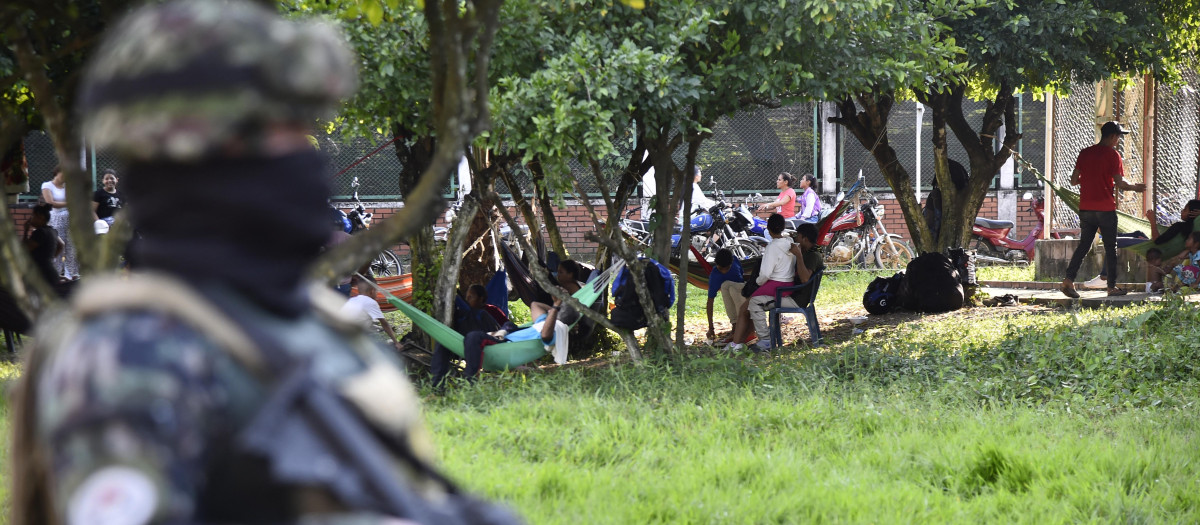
[{"left": 1100, "top": 121, "right": 1131, "bottom": 136}]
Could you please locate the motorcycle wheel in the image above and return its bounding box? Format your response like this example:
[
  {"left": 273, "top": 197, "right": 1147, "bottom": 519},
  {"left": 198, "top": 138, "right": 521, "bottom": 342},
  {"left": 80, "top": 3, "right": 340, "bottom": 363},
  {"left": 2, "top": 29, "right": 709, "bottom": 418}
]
[
  {"left": 971, "top": 239, "right": 1004, "bottom": 266},
  {"left": 371, "top": 249, "right": 404, "bottom": 276},
  {"left": 728, "top": 241, "right": 762, "bottom": 261},
  {"left": 874, "top": 239, "right": 914, "bottom": 270}
]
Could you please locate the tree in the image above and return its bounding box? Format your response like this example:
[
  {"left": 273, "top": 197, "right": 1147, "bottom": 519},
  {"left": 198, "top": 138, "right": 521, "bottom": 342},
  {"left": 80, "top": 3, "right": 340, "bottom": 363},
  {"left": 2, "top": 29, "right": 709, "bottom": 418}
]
[
  {"left": 488, "top": 0, "right": 967, "bottom": 354},
  {"left": 0, "top": 1, "right": 141, "bottom": 319},
  {"left": 831, "top": 0, "right": 1200, "bottom": 253},
  {"left": 298, "top": 0, "right": 505, "bottom": 330}
]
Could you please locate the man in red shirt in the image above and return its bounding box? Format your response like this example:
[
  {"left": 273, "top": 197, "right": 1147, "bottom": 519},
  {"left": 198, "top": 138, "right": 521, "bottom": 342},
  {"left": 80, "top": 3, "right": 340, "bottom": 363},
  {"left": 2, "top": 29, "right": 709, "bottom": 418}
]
[{"left": 1062, "top": 121, "right": 1146, "bottom": 298}]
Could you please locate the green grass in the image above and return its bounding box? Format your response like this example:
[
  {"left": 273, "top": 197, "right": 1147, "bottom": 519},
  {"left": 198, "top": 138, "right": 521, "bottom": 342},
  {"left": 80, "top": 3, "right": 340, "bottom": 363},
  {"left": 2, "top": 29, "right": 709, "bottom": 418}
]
[
  {"left": 424, "top": 296, "right": 1200, "bottom": 523},
  {"left": 4, "top": 269, "right": 1198, "bottom": 523}
]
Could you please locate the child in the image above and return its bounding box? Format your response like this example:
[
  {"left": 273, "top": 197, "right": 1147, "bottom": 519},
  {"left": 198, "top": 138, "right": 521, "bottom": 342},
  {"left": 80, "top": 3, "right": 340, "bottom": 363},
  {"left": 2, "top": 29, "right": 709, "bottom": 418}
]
[
  {"left": 1162, "top": 232, "right": 1200, "bottom": 291},
  {"left": 1144, "top": 248, "right": 1165, "bottom": 293}
]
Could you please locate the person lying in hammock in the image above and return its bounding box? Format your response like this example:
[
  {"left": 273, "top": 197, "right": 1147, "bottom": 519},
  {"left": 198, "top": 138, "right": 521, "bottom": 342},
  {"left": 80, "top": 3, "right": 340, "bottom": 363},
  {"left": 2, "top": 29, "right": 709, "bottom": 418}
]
[
  {"left": 431, "top": 260, "right": 583, "bottom": 389},
  {"left": 1147, "top": 200, "right": 1200, "bottom": 245}
]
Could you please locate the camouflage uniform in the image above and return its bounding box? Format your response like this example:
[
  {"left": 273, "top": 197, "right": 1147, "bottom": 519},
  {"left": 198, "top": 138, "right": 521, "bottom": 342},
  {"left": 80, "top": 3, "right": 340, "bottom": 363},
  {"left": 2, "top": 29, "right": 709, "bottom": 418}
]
[{"left": 11, "top": 2, "right": 519, "bottom": 524}]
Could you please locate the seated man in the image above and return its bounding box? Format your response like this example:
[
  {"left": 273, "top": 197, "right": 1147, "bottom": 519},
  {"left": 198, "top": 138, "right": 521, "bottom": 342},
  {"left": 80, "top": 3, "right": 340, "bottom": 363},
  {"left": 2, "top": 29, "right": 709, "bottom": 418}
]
[
  {"left": 705, "top": 248, "right": 745, "bottom": 343},
  {"left": 23, "top": 203, "right": 64, "bottom": 286},
  {"left": 729, "top": 223, "right": 823, "bottom": 351},
  {"left": 339, "top": 274, "right": 402, "bottom": 349},
  {"left": 430, "top": 284, "right": 510, "bottom": 387}
]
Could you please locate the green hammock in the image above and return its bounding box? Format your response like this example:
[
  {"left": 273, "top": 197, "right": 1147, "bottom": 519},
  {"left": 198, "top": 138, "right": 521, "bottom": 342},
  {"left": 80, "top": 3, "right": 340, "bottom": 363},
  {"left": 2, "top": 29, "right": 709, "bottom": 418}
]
[
  {"left": 1010, "top": 149, "right": 1189, "bottom": 259},
  {"left": 367, "top": 261, "right": 624, "bottom": 371}
]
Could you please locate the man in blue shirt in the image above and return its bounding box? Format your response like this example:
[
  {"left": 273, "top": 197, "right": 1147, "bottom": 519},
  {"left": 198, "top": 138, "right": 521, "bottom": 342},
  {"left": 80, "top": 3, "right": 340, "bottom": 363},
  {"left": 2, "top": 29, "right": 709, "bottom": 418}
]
[{"left": 706, "top": 248, "right": 746, "bottom": 342}]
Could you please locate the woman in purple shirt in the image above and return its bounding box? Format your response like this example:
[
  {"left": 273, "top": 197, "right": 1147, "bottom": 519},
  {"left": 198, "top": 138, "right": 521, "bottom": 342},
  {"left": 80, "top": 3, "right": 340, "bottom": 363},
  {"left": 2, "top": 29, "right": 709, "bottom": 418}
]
[{"left": 797, "top": 173, "right": 821, "bottom": 223}]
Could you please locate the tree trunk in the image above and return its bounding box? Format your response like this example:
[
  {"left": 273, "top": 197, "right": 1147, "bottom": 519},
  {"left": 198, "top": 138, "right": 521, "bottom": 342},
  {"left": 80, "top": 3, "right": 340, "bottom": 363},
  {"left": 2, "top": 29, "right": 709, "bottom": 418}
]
[
  {"left": 673, "top": 139, "right": 701, "bottom": 354},
  {"left": 530, "top": 160, "right": 567, "bottom": 257},
  {"left": 12, "top": 31, "right": 99, "bottom": 277},
  {"left": 594, "top": 141, "right": 649, "bottom": 268},
  {"left": 389, "top": 130, "right": 440, "bottom": 322},
  {"left": 830, "top": 93, "right": 933, "bottom": 253}
]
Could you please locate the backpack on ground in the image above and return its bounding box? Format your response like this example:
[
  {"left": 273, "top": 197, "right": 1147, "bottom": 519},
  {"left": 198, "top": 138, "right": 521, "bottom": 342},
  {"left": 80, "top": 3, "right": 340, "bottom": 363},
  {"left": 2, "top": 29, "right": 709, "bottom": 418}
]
[
  {"left": 901, "top": 252, "right": 964, "bottom": 313},
  {"left": 863, "top": 272, "right": 906, "bottom": 315}
]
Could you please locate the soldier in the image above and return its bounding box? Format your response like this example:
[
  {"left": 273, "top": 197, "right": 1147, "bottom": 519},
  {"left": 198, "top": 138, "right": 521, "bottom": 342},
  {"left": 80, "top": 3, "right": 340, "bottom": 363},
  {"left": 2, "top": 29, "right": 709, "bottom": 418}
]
[{"left": 10, "top": 2, "right": 520, "bottom": 524}]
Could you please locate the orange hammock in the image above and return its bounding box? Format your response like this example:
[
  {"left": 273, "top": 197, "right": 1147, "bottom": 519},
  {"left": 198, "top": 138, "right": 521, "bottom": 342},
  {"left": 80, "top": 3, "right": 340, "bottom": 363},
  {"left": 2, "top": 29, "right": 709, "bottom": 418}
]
[{"left": 351, "top": 273, "right": 413, "bottom": 311}]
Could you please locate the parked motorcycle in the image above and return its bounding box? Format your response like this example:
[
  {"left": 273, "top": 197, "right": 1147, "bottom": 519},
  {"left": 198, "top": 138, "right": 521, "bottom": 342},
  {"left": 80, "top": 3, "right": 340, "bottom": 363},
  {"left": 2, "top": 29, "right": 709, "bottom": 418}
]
[
  {"left": 617, "top": 198, "right": 760, "bottom": 263},
  {"left": 818, "top": 176, "right": 914, "bottom": 269},
  {"left": 970, "top": 192, "right": 1057, "bottom": 264},
  {"left": 331, "top": 177, "right": 404, "bottom": 276}
]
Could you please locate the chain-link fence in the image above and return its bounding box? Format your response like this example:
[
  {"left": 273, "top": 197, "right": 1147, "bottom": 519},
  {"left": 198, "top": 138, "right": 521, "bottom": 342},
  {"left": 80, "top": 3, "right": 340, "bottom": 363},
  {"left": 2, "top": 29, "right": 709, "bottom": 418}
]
[
  {"left": 1050, "top": 81, "right": 1097, "bottom": 231},
  {"left": 14, "top": 95, "right": 1064, "bottom": 206},
  {"left": 1051, "top": 74, "right": 1200, "bottom": 232},
  {"left": 1114, "top": 81, "right": 1147, "bottom": 218},
  {"left": 1154, "top": 70, "right": 1200, "bottom": 224},
  {"left": 838, "top": 97, "right": 1043, "bottom": 193}
]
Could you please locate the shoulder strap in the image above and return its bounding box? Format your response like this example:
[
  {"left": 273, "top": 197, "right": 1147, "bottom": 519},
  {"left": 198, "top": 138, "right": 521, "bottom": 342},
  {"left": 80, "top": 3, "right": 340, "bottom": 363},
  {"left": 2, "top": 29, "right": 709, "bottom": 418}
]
[{"left": 71, "top": 272, "right": 268, "bottom": 377}]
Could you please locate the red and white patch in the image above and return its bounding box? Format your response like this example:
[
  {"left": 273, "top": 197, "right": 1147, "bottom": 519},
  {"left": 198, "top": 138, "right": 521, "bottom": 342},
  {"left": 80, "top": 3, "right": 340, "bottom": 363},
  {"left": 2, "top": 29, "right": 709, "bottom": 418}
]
[{"left": 67, "top": 466, "right": 157, "bottom": 525}]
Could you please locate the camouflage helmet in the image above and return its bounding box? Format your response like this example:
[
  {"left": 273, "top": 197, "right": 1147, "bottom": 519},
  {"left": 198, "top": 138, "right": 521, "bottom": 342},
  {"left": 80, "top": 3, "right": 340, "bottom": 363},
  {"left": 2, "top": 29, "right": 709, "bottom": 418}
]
[{"left": 80, "top": 0, "right": 357, "bottom": 162}]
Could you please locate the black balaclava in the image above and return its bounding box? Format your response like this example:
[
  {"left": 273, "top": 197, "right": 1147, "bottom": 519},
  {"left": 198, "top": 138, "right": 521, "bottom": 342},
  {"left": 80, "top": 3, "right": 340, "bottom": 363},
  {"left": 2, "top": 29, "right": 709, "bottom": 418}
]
[{"left": 125, "top": 150, "right": 332, "bottom": 318}]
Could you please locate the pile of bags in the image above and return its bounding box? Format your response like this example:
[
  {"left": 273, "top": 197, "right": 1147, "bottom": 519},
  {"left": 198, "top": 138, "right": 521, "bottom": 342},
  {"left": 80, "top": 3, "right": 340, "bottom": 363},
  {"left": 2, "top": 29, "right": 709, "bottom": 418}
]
[{"left": 864, "top": 248, "right": 975, "bottom": 315}]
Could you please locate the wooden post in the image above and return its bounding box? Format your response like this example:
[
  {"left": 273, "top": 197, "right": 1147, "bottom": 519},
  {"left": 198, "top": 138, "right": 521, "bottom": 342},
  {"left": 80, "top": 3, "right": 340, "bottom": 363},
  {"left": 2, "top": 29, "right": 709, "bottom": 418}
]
[
  {"left": 1142, "top": 75, "right": 1156, "bottom": 216},
  {"left": 1043, "top": 95, "right": 1055, "bottom": 239}
]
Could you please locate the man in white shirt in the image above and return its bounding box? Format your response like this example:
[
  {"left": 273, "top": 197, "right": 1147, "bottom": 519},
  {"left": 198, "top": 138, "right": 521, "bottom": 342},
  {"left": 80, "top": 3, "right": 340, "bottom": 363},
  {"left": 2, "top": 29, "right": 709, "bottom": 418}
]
[{"left": 340, "top": 275, "right": 401, "bottom": 349}]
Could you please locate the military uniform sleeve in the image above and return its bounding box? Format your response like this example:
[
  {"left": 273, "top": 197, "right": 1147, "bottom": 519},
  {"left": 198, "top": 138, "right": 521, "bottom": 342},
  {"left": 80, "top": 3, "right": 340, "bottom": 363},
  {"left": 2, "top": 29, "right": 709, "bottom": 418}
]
[{"left": 36, "top": 312, "right": 261, "bottom": 524}]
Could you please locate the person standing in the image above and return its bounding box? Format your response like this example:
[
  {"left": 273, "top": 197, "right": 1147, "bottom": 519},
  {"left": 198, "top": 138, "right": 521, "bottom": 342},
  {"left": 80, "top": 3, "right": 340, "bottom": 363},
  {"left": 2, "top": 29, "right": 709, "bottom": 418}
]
[
  {"left": 761, "top": 172, "right": 797, "bottom": 219},
  {"left": 1061, "top": 121, "right": 1146, "bottom": 298},
  {"left": 91, "top": 168, "right": 124, "bottom": 225},
  {"left": 10, "top": 2, "right": 520, "bottom": 523},
  {"left": 40, "top": 165, "right": 78, "bottom": 280}
]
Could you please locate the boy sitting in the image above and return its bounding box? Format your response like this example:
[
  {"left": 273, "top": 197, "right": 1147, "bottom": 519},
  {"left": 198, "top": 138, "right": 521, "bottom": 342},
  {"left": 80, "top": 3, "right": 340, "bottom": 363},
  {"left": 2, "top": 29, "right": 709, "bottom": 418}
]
[{"left": 1162, "top": 232, "right": 1200, "bottom": 291}]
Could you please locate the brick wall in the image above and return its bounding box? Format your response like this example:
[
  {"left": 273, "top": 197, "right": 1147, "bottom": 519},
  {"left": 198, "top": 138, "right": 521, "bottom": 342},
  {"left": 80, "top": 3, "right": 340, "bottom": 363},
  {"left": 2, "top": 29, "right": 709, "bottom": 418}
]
[
  {"left": 351, "top": 189, "right": 1043, "bottom": 262},
  {"left": 872, "top": 192, "right": 1044, "bottom": 248},
  {"left": 7, "top": 190, "right": 1042, "bottom": 266}
]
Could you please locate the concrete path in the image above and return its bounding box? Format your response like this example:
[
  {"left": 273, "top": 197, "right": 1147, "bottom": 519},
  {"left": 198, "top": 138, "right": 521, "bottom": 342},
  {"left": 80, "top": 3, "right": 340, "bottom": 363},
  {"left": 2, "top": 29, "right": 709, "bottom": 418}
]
[{"left": 978, "top": 280, "right": 1199, "bottom": 308}]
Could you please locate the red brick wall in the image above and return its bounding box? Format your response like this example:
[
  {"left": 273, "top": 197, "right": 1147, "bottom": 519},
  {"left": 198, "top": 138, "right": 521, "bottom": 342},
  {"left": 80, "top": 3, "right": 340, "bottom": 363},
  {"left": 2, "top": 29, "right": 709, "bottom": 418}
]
[
  {"left": 7, "top": 204, "right": 33, "bottom": 234},
  {"left": 349, "top": 190, "right": 1042, "bottom": 262},
  {"left": 8, "top": 190, "right": 1039, "bottom": 266}
]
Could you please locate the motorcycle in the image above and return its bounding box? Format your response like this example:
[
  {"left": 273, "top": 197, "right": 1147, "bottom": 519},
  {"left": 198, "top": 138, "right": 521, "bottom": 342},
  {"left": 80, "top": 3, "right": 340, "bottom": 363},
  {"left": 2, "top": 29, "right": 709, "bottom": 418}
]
[
  {"left": 687, "top": 198, "right": 763, "bottom": 261},
  {"left": 971, "top": 192, "right": 1057, "bottom": 264},
  {"left": 435, "top": 200, "right": 530, "bottom": 261},
  {"left": 331, "top": 177, "right": 404, "bottom": 276},
  {"left": 617, "top": 198, "right": 760, "bottom": 263},
  {"left": 818, "top": 176, "right": 915, "bottom": 269}
]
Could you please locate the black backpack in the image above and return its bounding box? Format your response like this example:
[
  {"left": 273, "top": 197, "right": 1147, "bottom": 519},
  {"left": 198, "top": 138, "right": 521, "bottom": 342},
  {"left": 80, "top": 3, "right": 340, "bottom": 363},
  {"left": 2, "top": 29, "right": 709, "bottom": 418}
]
[
  {"left": 863, "top": 272, "right": 906, "bottom": 315},
  {"left": 610, "top": 261, "right": 672, "bottom": 330},
  {"left": 901, "top": 252, "right": 964, "bottom": 313}
]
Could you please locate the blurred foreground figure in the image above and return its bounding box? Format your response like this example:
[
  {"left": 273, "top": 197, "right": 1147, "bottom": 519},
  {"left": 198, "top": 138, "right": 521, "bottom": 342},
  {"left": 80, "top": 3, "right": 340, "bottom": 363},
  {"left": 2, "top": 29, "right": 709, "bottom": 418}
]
[{"left": 10, "top": 2, "right": 520, "bottom": 524}]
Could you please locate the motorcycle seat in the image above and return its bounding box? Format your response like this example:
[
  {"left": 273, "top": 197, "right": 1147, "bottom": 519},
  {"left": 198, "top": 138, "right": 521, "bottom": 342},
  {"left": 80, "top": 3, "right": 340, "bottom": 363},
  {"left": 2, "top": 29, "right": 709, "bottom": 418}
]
[
  {"left": 974, "top": 217, "right": 1015, "bottom": 230},
  {"left": 623, "top": 219, "right": 682, "bottom": 233}
]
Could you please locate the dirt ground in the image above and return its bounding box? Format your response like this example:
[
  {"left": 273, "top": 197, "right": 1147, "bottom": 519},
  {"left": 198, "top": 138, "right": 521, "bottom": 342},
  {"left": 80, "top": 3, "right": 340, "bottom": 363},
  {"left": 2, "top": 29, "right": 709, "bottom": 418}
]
[{"left": 684, "top": 300, "right": 1062, "bottom": 350}]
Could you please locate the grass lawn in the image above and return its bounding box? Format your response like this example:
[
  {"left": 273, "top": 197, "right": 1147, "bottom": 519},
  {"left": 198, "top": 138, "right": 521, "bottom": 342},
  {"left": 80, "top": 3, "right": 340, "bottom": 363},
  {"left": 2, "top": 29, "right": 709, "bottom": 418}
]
[{"left": 3, "top": 266, "right": 1199, "bottom": 522}]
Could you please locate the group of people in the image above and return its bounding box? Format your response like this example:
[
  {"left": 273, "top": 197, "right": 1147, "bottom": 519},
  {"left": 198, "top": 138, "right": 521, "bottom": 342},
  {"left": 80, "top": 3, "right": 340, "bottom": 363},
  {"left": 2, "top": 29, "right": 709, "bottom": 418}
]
[
  {"left": 29, "top": 165, "right": 125, "bottom": 283},
  {"left": 705, "top": 213, "right": 824, "bottom": 351},
  {"left": 645, "top": 164, "right": 824, "bottom": 224}
]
